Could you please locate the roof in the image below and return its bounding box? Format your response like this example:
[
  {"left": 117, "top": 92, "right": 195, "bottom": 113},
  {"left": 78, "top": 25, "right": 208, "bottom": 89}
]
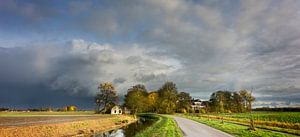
[{"left": 111, "top": 105, "right": 121, "bottom": 110}]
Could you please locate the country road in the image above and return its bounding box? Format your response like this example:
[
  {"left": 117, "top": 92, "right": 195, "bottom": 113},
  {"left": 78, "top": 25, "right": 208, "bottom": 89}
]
[{"left": 170, "top": 116, "right": 233, "bottom": 137}]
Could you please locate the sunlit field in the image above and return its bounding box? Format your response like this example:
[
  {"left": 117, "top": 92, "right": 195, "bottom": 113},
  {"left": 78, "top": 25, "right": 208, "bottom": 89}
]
[
  {"left": 218, "top": 112, "right": 300, "bottom": 123},
  {"left": 0, "top": 111, "right": 96, "bottom": 117},
  {"left": 181, "top": 112, "right": 300, "bottom": 136}
]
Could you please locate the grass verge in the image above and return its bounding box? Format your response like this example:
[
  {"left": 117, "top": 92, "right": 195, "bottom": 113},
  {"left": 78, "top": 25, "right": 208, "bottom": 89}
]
[
  {"left": 186, "top": 113, "right": 300, "bottom": 136},
  {"left": 135, "top": 114, "right": 183, "bottom": 137},
  {"left": 178, "top": 114, "right": 294, "bottom": 137}
]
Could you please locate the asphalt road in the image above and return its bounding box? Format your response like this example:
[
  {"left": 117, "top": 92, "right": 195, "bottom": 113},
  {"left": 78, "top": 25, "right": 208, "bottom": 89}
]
[{"left": 171, "top": 116, "right": 233, "bottom": 137}]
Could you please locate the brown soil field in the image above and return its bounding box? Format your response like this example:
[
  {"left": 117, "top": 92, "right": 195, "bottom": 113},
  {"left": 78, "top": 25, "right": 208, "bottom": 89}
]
[
  {"left": 0, "top": 115, "right": 136, "bottom": 137},
  {"left": 0, "top": 116, "right": 112, "bottom": 127}
]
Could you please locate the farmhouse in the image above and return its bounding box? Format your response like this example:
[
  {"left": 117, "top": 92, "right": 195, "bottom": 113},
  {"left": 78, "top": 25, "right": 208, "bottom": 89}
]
[
  {"left": 191, "top": 99, "right": 205, "bottom": 113},
  {"left": 111, "top": 105, "right": 122, "bottom": 114}
]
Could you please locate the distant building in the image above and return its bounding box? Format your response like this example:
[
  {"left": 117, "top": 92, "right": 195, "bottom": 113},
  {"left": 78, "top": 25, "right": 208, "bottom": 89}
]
[
  {"left": 123, "top": 107, "right": 131, "bottom": 114},
  {"left": 191, "top": 99, "right": 205, "bottom": 113},
  {"left": 111, "top": 105, "right": 122, "bottom": 114},
  {"left": 64, "top": 105, "right": 77, "bottom": 111}
]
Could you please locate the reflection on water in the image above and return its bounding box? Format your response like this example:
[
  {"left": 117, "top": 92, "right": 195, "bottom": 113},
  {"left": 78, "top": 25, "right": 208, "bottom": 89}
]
[
  {"left": 95, "top": 129, "right": 124, "bottom": 137},
  {"left": 94, "top": 115, "right": 157, "bottom": 137}
]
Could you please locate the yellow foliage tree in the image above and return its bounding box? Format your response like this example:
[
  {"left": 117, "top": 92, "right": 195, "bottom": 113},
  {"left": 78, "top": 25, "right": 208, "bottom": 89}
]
[{"left": 147, "top": 91, "right": 159, "bottom": 112}]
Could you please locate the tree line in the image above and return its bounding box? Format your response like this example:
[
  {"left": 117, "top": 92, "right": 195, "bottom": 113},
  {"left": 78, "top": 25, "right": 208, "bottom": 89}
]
[
  {"left": 124, "top": 82, "right": 193, "bottom": 114},
  {"left": 95, "top": 81, "right": 255, "bottom": 114},
  {"left": 95, "top": 81, "right": 191, "bottom": 114},
  {"left": 207, "top": 89, "right": 255, "bottom": 113}
]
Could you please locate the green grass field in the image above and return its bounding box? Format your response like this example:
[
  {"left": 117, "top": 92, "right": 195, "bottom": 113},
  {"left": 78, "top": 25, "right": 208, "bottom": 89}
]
[
  {"left": 135, "top": 114, "right": 183, "bottom": 137},
  {"left": 180, "top": 114, "right": 293, "bottom": 137},
  {"left": 214, "top": 112, "right": 300, "bottom": 123},
  {"left": 179, "top": 112, "right": 300, "bottom": 136}
]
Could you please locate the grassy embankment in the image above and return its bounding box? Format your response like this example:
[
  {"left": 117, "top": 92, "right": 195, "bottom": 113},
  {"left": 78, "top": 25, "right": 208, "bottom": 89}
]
[
  {"left": 135, "top": 114, "right": 183, "bottom": 137},
  {"left": 178, "top": 112, "right": 300, "bottom": 137}
]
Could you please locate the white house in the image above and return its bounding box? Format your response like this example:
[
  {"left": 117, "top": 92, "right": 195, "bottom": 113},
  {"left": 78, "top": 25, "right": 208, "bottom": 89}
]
[
  {"left": 191, "top": 99, "right": 205, "bottom": 113},
  {"left": 111, "top": 105, "right": 122, "bottom": 115}
]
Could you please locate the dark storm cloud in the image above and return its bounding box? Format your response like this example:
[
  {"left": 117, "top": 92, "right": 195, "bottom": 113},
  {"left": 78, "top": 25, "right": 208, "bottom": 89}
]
[
  {"left": 0, "top": 83, "right": 94, "bottom": 109},
  {"left": 1, "top": 0, "right": 300, "bottom": 107},
  {"left": 0, "top": 39, "right": 177, "bottom": 108},
  {"left": 0, "top": 0, "right": 64, "bottom": 27}
]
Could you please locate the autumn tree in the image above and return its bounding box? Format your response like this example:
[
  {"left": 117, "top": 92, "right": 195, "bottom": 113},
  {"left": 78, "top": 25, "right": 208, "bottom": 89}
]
[
  {"left": 232, "top": 92, "right": 244, "bottom": 113},
  {"left": 147, "top": 91, "right": 159, "bottom": 113},
  {"left": 209, "top": 91, "right": 225, "bottom": 113},
  {"left": 124, "top": 84, "right": 148, "bottom": 115},
  {"left": 95, "top": 82, "right": 118, "bottom": 114},
  {"left": 209, "top": 90, "right": 249, "bottom": 113},
  {"left": 176, "top": 92, "right": 192, "bottom": 113},
  {"left": 157, "top": 82, "right": 178, "bottom": 114},
  {"left": 239, "top": 89, "right": 256, "bottom": 130},
  {"left": 239, "top": 89, "right": 255, "bottom": 112}
]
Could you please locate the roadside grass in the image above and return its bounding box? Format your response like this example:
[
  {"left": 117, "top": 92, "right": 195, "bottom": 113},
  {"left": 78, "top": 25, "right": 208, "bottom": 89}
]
[
  {"left": 183, "top": 112, "right": 300, "bottom": 136},
  {"left": 135, "top": 114, "right": 183, "bottom": 137},
  {"left": 200, "top": 112, "right": 300, "bottom": 130},
  {"left": 0, "top": 111, "right": 101, "bottom": 117},
  {"left": 178, "top": 114, "right": 294, "bottom": 137}
]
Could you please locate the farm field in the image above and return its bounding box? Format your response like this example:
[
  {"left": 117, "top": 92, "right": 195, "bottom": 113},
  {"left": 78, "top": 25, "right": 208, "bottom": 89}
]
[
  {"left": 0, "top": 111, "right": 96, "bottom": 117},
  {"left": 214, "top": 112, "right": 300, "bottom": 123},
  {"left": 179, "top": 114, "right": 293, "bottom": 137},
  {"left": 0, "top": 111, "right": 136, "bottom": 137},
  {"left": 0, "top": 111, "right": 112, "bottom": 126},
  {"left": 180, "top": 112, "right": 300, "bottom": 136}
]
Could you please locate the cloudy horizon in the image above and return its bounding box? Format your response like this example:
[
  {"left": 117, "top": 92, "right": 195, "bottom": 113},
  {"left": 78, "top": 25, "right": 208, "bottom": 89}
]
[{"left": 1, "top": 0, "right": 300, "bottom": 109}]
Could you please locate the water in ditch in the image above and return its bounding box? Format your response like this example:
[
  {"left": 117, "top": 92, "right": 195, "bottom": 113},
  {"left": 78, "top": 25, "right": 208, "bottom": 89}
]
[{"left": 93, "top": 115, "right": 157, "bottom": 137}]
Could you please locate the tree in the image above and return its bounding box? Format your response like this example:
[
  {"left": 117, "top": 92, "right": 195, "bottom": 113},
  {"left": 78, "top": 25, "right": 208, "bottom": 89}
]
[
  {"left": 239, "top": 89, "right": 256, "bottom": 130},
  {"left": 209, "top": 92, "right": 218, "bottom": 112},
  {"left": 124, "top": 84, "right": 148, "bottom": 115},
  {"left": 157, "top": 82, "right": 178, "bottom": 114},
  {"left": 95, "top": 82, "right": 118, "bottom": 114},
  {"left": 209, "top": 91, "right": 225, "bottom": 113},
  {"left": 176, "top": 92, "right": 192, "bottom": 113},
  {"left": 239, "top": 89, "right": 255, "bottom": 112},
  {"left": 147, "top": 91, "right": 159, "bottom": 113},
  {"left": 209, "top": 90, "right": 246, "bottom": 113},
  {"left": 232, "top": 92, "right": 243, "bottom": 113}
]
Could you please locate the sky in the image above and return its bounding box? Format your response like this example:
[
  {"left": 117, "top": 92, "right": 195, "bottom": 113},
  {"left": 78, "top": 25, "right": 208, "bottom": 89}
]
[{"left": 0, "top": 0, "right": 300, "bottom": 109}]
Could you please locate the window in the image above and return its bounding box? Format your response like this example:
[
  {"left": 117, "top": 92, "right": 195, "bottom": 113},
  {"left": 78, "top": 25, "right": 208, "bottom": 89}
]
[
  {"left": 115, "top": 110, "right": 117, "bottom": 113},
  {"left": 119, "top": 110, "right": 121, "bottom": 113}
]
